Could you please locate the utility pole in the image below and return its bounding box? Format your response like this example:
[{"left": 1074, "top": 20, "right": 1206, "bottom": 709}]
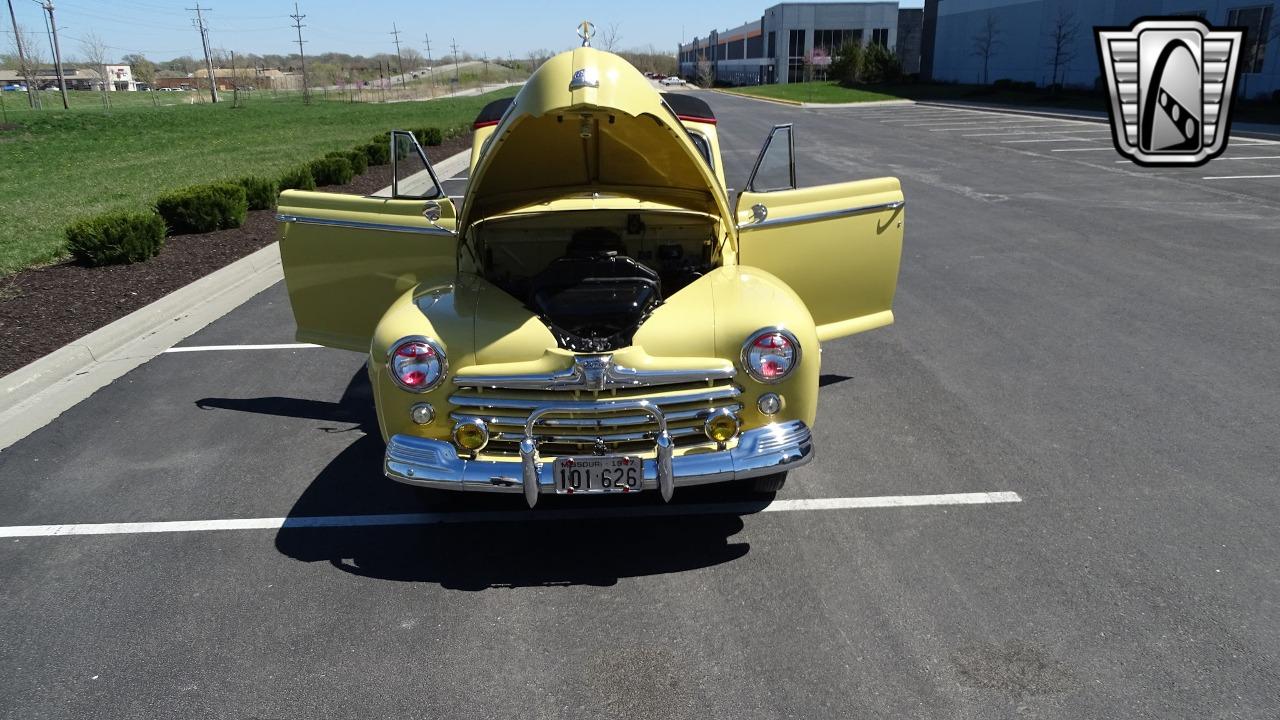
[
  {"left": 450, "top": 37, "right": 459, "bottom": 94},
  {"left": 37, "top": 1, "right": 68, "bottom": 108},
  {"left": 423, "top": 33, "right": 435, "bottom": 93},
  {"left": 289, "top": 1, "right": 308, "bottom": 103},
  {"left": 187, "top": 3, "right": 218, "bottom": 103},
  {"left": 7, "top": 0, "right": 38, "bottom": 108},
  {"left": 390, "top": 22, "right": 406, "bottom": 87}
]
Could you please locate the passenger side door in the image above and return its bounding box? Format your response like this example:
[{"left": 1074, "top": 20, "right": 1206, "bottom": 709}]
[
  {"left": 278, "top": 131, "right": 458, "bottom": 352},
  {"left": 735, "top": 124, "right": 904, "bottom": 342}
]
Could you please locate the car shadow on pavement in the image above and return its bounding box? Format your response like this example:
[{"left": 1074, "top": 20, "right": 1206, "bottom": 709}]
[{"left": 199, "top": 368, "right": 760, "bottom": 590}]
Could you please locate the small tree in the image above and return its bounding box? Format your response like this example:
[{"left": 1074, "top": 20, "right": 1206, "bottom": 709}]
[
  {"left": 79, "top": 32, "right": 113, "bottom": 110},
  {"left": 7, "top": 23, "right": 44, "bottom": 108},
  {"left": 971, "top": 12, "right": 1002, "bottom": 85},
  {"left": 830, "top": 39, "right": 863, "bottom": 86},
  {"left": 696, "top": 58, "right": 714, "bottom": 87},
  {"left": 1045, "top": 4, "right": 1079, "bottom": 89}
]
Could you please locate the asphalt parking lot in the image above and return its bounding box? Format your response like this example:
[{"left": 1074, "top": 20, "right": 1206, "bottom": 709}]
[{"left": 3, "top": 92, "right": 1279, "bottom": 719}]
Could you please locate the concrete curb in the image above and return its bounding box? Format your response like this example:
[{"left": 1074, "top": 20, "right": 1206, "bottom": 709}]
[
  {"left": 0, "top": 148, "right": 473, "bottom": 452},
  {"left": 710, "top": 89, "right": 918, "bottom": 109}
]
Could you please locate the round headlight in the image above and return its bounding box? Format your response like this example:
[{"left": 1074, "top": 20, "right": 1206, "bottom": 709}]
[
  {"left": 388, "top": 337, "right": 447, "bottom": 392},
  {"left": 741, "top": 328, "right": 800, "bottom": 384}
]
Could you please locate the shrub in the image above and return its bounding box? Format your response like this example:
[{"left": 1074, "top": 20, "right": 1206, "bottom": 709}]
[
  {"left": 309, "top": 156, "right": 354, "bottom": 186},
  {"left": 155, "top": 183, "right": 247, "bottom": 235},
  {"left": 415, "top": 127, "right": 443, "bottom": 146},
  {"left": 363, "top": 140, "right": 390, "bottom": 166},
  {"left": 65, "top": 210, "right": 167, "bottom": 266},
  {"left": 328, "top": 148, "right": 367, "bottom": 175},
  {"left": 859, "top": 43, "right": 901, "bottom": 84},
  {"left": 278, "top": 165, "right": 316, "bottom": 191},
  {"left": 830, "top": 41, "right": 864, "bottom": 86},
  {"left": 236, "top": 175, "right": 278, "bottom": 211}
]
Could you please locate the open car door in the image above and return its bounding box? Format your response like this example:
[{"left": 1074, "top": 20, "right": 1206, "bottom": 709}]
[
  {"left": 278, "top": 131, "right": 458, "bottom": 351},
  {"left": 735, "top": 124, "right": 904, "bottom": 342}
]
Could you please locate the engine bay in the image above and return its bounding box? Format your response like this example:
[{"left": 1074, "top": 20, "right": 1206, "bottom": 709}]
[{"left": 473, "top": 210, "right": 719, "bottom": 352}]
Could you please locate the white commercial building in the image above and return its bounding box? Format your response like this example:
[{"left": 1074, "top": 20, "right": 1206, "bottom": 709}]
[
  {"left": 679, "top": 2, "right": 903, "bottom": 85},
  {"left": 926, "top": 0, "right": 1278, "bottom": 99}
]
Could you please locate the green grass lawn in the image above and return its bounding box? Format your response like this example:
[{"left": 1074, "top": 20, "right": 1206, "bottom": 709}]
[
  {"left": 722, "top": 82, "right": 905, "bottom": 104},
  {"left": 0, "top": 87, "right": 518, "bottom": 275}
]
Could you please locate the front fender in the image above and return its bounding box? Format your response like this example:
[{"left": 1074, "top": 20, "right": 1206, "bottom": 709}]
[{"left": 707, "top": 266, "right": 820, "bottom": 429}]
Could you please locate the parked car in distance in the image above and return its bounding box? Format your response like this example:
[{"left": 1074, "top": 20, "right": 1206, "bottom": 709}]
[
  {"left": 660, "top": 75, "right": 685, "bottom": 86},
  {"left": 276, "top": 44, "right": 905, "bottom": 507},
  {"left": 2, "top": 83, "right": 27, "bottom": 92}
]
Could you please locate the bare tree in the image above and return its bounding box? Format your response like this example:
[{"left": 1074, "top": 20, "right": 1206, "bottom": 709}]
[
  {"left": 696, "top": 57, "right": 714, "bottom": 87},
  {"left": 599, "top": 22, "right": 622, "bottom": 52},
  {"left": 971, "top": 12, "right": 1002, "bottom": 85},
  {"left": 1045, "top": 3, "right": 1079, "bottom": 89},
  {"left": 7, "top": 23, "right": 44, "bottom": 106},
  {"left": 78, "top": 32, "right": 112, "bottom": 109}
]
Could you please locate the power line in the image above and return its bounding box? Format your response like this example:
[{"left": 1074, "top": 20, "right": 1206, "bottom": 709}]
[
  {"left": 289, "top": 1, "right": 308, "bottom": 103},
  {"left": 186, "top": 3, "right": 217, "bottom": 103},
  {"left": 6, "top": 0, "right": 40, "bottom": 108}
]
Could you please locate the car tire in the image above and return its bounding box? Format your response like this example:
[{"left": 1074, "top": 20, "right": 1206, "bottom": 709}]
[{"left": 747, "top": 472, "right": 787, "bottom": 494}]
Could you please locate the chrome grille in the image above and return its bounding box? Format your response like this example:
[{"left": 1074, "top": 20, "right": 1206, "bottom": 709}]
[{"left": 449, "top": 381, "right": 741, "bottom": 457}]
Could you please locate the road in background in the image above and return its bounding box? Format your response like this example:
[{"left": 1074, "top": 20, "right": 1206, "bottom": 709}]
[{"left": 1, "top": 92, "right": 1278, "bottom": 719}]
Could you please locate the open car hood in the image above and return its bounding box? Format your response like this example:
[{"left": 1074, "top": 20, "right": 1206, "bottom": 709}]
[{"left": 460, "top": 47, "right": 733, "bottom": 230}]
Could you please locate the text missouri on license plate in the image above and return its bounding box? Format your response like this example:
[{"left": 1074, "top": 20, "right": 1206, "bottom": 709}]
[{"left": 554, "top": 456, "right": 643, "bottom": 494}]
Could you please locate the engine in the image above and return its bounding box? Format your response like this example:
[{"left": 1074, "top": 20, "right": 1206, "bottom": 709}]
[{"left": 480, "top": 218, "right": 714, "bottom": 352}]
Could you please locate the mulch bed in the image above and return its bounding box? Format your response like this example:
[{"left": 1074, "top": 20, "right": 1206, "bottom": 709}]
[{"left": 0, "top": 135, "right": 471, "bottom": 378}]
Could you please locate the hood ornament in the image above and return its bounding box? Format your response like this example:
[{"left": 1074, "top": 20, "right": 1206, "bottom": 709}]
[{"left": 577, "top": 20, "right": 595, "bottom": 47}]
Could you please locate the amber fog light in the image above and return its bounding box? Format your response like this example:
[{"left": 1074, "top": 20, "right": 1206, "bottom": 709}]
[
  {"left": 410, "top": 403, "right": 435, "bottom": 425},
  {"left": 453, "top": 420, "right": 489, "bottom": 451},
  {"left": 757, "top": 393, "right": 783, "bottom": 416},
  {"left": 704, "top": 409, "right": 741, "bottom": 444}
]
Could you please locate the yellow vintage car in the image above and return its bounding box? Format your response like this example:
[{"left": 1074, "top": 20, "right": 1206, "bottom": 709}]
[{"left": 276, "top": 46, "right": 904, "bottom": 507}]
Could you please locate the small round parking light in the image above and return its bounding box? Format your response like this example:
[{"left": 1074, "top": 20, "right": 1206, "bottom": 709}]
[
  {"left": 388, "top": 337, "right": 447, "bottom": 392},
  {"left": 757, "top": 393, "right": 783, "bottom": 416},
  {"left": 741, "top": 328, "right": 800, "bottom": 384},
  {"left": 410, "top": 403, "right": 435, "bottom": 425},
  {"left": 703, "top": 409, "right": 741, "bottom": 445},
  {"left": 452, "top": 419, "right": 489, "bottom": 452}
]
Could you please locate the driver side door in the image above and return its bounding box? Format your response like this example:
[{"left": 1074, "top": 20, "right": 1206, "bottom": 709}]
[
  {"left": 735, "top": 125, "right": 904, "bottom": 342},
  {"left": 278, "top": 130, "right": 458, "bottom": 352}
]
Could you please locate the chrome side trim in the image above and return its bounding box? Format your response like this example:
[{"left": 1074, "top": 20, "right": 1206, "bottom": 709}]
[
  {"left": 276, "top": 214, "right": 455, "bottom": 237},
  {"left": 448, "top": 385, "right": 742, "bottom": 412},
  {"left": 453, "top": 355, "right": 736, "bottom": 391},
  {"left": 736, "top": 199, "right": 905, "bottom": 232},
  {"left": 384, "top": 420, "right": 814, "bottom": 504}
]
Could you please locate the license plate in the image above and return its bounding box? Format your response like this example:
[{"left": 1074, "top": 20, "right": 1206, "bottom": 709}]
[{"left": 554, "top": 456, "right": 643, "bottom": 494}]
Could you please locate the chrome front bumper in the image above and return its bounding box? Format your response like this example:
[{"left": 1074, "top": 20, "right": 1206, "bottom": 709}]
[{"left": 384, "top": 420, "right": 814, "bottom": 507}]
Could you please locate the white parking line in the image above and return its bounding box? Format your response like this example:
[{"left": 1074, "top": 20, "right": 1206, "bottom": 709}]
[
  {"left": 1202, "top": 174, "right": 1280, "bottom": 180},
  {"left": 1215, "top": 155, "right": 1280, "bottom": 161},
  {"left": 894, "top": 118, "right": 1054, "bottom": 127},
  {"left": 963, "top": 127, "right": 1111, "bottom": 137},
  {"left": 0, "top": 491, "right": 1023, "bottom": 538},
  {"left": 1002, "top": 137, "right": 1099, "bottom": 143},
  {"left": 164, "top": 343, "right": 323, "bottom": 353}
]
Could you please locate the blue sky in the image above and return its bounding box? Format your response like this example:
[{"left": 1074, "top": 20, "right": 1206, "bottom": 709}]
[{"left": 5, "top": 0, "right": 921, "bottom": 62}]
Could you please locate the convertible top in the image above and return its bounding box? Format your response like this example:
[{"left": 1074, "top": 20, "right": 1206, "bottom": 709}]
[{"left": 472, "top": 92, "right": 715, "bottom": 129}]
